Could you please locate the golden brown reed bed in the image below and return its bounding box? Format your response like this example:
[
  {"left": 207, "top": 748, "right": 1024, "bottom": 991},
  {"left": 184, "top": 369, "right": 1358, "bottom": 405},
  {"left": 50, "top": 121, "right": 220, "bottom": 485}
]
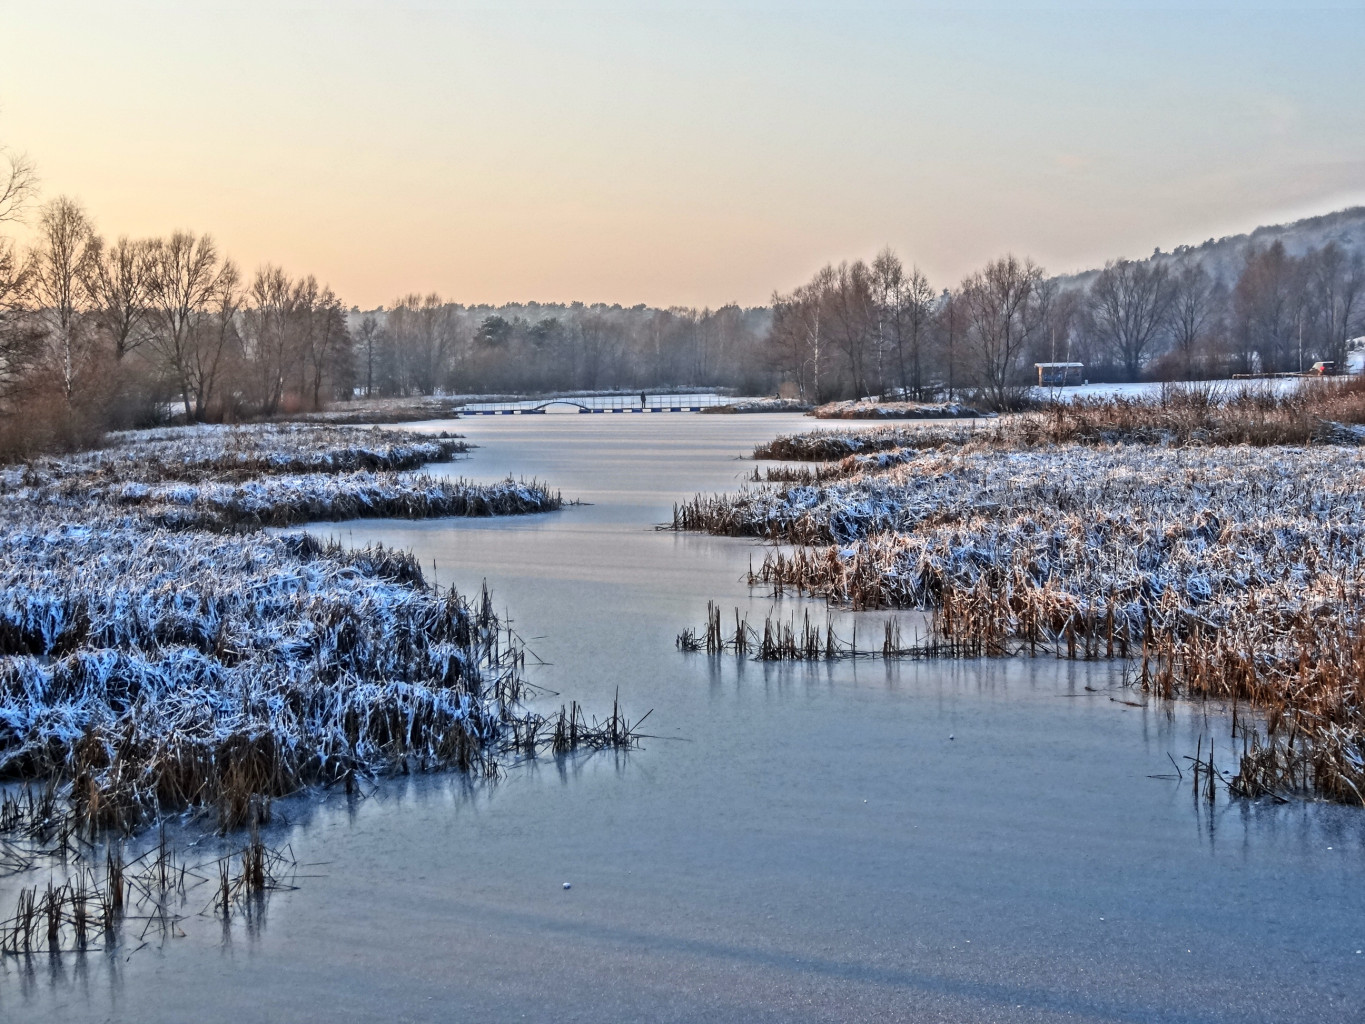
[{"left": 677, "top": 380, "right": 1365, "bottom": 804}]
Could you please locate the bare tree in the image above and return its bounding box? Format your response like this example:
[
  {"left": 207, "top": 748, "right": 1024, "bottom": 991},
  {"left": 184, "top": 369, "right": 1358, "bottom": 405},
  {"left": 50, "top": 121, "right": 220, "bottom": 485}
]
[
  {"left": 0, "top": 143, "right": 36, "bottom": 225},
  {"left": 870, "top": 249, "right": 903, "bottom": 396},
  {"left": 960, "top": 254, "right": 1043, "bottom": 409},
  {"left": 871, "top": 249, "right": 934, "bottom": 400},
  {"left": 357, "top": 313, "right": 380, "bottom": 396},
  {"left": 825, "top": 260, "right": 876, "bottom": 398},
  {"left": 933, "top": 289, "right": 965, "bottom": 401},
  {"left": 145, "top": 231, "right": 227, "bottom": 419},
  {"left": 1167, "top": 259, "right": 1224, "bottom": 379},
  {"left": 300, "top": 280, "right": 350, "bottom": 409},
  {"left": 85, "top": 236, "right": 154, "bottom": 361},
  {"left": 1087, "top": 258, "right": 1172, "bottom": 380},
  {"left": 1030, "top": 277, "right": 1083, "bottom": 370},
  {"left": 387, "top": 294, "right": 457, "bottom": 395},
  {"left": 768, "top": 269, "right": 834, "bottom": 402},
  {"left": 0, "top": 233, "right": 39, "bottom": 405},
  {"left": 901, "top": 267, "right": 937, "bottom": 400},
  {"left": 0, "top": 136, "right": 39, "bottom": 403},
  {"left": 242, "top": 264, "right": 298, "bottom": 414},
  {"left": 1233, "top": 241, "right": 1303, "bottom": 373},
  {"left": 186, "top": 259, "right": 242, "bottom": 417},
  {"left": 29, "top": 196, "right": 98, "bottom": 400},
  {"left": 1304, "top": 242, "right": 1365, "bottom": 367}
]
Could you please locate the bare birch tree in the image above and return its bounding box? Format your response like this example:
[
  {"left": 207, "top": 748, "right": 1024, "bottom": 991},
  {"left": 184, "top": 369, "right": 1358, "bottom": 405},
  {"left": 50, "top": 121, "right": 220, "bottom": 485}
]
[
  {"left": 357, "top": 313, "right": 380, "bottom": 396},
  {"left": 242, "top": 264, "right": 298, "bottom": 415},
  {"left": 30, "top": 197, "right": 98, "bottom": 401}
]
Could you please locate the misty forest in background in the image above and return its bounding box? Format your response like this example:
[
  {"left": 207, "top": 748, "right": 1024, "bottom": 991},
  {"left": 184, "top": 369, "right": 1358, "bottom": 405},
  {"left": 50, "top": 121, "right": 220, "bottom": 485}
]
[{"left": 2, "top": 136, "right": 1364, "bottom": 459}]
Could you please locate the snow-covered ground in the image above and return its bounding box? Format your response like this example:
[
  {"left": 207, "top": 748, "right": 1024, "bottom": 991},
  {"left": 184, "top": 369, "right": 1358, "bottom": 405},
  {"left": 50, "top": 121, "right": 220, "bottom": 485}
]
[
  {"left": 1036, "top": 352, "right": 1364, "bottom": 403},
  {"left": 811, "top": 399, "right": 992, "bottom": 420},
  {"left": 1033, "top": 375, "right": 1304, "bottom": 403}
]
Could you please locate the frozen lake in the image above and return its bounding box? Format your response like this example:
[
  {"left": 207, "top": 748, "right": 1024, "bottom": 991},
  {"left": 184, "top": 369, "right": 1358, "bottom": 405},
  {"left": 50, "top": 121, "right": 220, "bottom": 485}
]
[{"left": 6, "top": 412, "right": 1364, "bottom": 1023}]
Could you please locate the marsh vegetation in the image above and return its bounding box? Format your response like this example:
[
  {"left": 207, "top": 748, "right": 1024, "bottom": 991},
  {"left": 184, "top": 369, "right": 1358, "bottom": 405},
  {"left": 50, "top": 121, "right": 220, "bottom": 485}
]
[
  {"left": 0, "top": 422, "right": 644, "bottom": 958},
  {"left": 676, "top": 381, "right": 1365, "bottom": 804}
]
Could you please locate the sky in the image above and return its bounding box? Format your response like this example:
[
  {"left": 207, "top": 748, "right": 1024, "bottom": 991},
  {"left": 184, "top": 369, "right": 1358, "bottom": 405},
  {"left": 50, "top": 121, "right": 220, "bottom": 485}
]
[{"left": 2, "top": 1, "right": 1363, "bottom": 309}]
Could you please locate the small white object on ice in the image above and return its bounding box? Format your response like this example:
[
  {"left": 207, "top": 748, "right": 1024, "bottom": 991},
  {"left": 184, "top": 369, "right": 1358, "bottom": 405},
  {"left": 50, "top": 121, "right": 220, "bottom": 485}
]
[
  {"left": 562, "top": 882, "right": 572, "bottom": 890},
  {"left": 949, "top": 734, "right": 954, "bottom": 740}
]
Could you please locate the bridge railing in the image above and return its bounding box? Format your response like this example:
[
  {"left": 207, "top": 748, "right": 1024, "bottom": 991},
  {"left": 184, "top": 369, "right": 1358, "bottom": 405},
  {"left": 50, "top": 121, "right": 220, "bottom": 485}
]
[{"left": 458, "top": 393, "right": 730, "bottom": 415}]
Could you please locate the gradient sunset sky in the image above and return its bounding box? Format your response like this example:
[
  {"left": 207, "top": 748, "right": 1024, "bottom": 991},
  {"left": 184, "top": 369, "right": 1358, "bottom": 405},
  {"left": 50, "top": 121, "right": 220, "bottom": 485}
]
[{"left": 3, "top": 1, "right": 1363, "bottom": 309}]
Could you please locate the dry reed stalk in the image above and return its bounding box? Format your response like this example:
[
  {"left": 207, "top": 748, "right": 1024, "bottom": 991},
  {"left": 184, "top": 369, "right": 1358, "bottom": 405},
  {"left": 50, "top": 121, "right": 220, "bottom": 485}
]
[{"left": 677, "top": 383, "right": 1365, "bottom": 804}]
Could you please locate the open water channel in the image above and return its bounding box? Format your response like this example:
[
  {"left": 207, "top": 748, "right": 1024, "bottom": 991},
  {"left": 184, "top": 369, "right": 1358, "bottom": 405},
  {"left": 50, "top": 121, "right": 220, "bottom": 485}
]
[{"left": 8, "top": 412, "right": 1365, "bottom": 1022}]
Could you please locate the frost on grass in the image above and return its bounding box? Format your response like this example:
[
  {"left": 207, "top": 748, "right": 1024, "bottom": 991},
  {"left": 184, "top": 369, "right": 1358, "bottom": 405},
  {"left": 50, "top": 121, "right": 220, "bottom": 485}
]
[
  {"left": 0, "top": 422, "right": 473, "bottom": 490},
  {"left": 756, "top": 377, "right": 1365, "bottom": 461},
  {"left": 0, "top": 424, "right": 593, "bottom": 838},
  {"left": 2, "top": 422, "right": 561, "bottom": 529},
  {"left": 679, "top": 386, "right": 1365, "bottom": 804},
  {"left": 810, "top": 399, "right": 991, "bottom": 420}
]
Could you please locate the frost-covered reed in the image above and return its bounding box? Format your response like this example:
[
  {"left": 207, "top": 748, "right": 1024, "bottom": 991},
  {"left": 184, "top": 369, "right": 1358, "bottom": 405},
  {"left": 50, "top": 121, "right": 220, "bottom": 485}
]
[
  {"left": 810, "top": 399, "right": 990, "bottom": 420},
  {"left": 0, "top": 523, "right": 524, "bottom": 829},
  {"left": 125, "top": 472, "right": 561, "bottom": 530},
  {"left": 1, "top": 422, "right": 471, "bottom": 490},
  {"left": 0, "top": 423, "right": 622, "bottom": 841},
  {"left": 680, "top": 387, "right": 1365, "bottom": 803},
  {"left": 2, "top": 423, "right": 560, "bottom": 530},
  {"left": 754, "top": 377, "right": 1365, "bottom": 463},
  {"left": 751, "top": 422, "right": 975, "bottom": 462}
]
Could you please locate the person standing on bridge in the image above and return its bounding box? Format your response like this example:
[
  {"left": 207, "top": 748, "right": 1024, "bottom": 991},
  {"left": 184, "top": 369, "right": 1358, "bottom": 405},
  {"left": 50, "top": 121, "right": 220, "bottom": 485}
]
[{"left": 640, "top": 391, "right": 648, "bottom": 409}]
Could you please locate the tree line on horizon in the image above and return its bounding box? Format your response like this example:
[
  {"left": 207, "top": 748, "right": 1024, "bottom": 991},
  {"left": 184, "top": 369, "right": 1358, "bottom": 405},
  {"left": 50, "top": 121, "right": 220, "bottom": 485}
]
[
  {"left": 0, "top": 142, "right": 773, "bottom": 457},
  {"left": 355, "top": 228, "right": 1365, "bottom": 410},
  {"left": 354, "top": 298, "right": 771, "bottom": 399},
  {"left": 767, "top": 237, "right": 1365, "bottom": 408},
  {"left": 3, "top": 135, "right": 1364, "bottom": 458},
  {"left": 0, "top": 163, "right": 355, "bottom": 455}
]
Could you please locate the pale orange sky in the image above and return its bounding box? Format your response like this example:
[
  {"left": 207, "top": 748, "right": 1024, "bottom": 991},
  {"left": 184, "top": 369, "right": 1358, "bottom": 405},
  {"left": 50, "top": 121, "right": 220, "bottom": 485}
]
[{"left": 2, "top": 2, "right": 1363, "bottom": 309}]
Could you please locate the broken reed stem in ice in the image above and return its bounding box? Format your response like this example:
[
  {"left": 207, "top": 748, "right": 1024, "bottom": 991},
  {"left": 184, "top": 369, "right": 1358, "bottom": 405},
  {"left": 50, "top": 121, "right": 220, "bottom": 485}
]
[
  {"left": 547, "top": 693, "right": 650, "bottom": 755},
  {"left": 676, "top": 601, "right": 953, "bottom": 662},
  {"left": 0, "top": 820, "right": 299, "bottom": 956}
]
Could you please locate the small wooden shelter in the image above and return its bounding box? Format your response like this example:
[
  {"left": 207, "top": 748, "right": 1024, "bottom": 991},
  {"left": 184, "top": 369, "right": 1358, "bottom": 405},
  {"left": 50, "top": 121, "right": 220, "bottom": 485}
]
[{"left": 1035, "top": 362, "right": 1084, "bottom": 387}]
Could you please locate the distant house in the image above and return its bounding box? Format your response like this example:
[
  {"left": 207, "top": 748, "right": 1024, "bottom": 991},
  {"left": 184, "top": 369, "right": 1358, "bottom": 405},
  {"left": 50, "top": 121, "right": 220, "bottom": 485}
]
[{"left": 1035, "top": 362, "right": 1084, "bottom": 387}]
